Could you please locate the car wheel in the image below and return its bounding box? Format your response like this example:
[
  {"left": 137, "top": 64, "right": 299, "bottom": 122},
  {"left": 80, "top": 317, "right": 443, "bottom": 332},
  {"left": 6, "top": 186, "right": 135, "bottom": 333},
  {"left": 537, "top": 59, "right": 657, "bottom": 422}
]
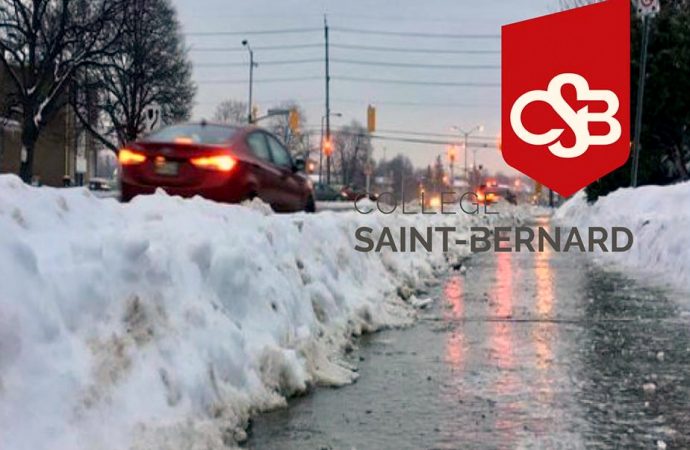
[{"left": 305, "top": 195, "right": 316, "bottom": 213}]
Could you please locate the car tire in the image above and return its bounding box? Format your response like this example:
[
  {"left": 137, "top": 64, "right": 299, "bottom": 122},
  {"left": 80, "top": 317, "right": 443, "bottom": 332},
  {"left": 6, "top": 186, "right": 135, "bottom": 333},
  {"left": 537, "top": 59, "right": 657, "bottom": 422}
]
[{"left": 305, "top": 195, "right": 316, "bottom": 213}]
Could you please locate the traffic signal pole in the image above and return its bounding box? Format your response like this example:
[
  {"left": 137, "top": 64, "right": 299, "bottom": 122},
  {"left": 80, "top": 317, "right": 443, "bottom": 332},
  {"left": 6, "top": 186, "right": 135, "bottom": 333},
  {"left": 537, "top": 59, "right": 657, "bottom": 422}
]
[
  {"left": 324, "top": 16, "right": 332, "bottom": 185},
  {"left": 630, "top": 15, "right": 651, "bottom": 188}
]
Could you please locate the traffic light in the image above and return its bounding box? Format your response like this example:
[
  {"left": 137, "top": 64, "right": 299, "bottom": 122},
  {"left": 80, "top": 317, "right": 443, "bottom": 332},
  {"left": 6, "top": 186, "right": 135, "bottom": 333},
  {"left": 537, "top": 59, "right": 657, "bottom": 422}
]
[
  {"left": 367, "top": 105, "right": 376, "bottom": 133},
  {"left": 289, "top": 108, "right": 300, "bottom": 134},
  {"left": 447, "top": 144, "right": 458, "bottom": 163},
  {"left": 323, "top": 137, "right": 333, "bottom": 156}
]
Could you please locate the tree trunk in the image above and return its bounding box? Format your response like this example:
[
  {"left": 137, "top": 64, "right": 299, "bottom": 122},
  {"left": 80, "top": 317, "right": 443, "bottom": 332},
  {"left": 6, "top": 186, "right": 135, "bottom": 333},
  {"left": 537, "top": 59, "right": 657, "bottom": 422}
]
[
  {"left": 18, "top": 120, "right": 39, "bottom": 183},
  {"left": 670, "top": 144, "right": 690, "bottom": 181}
]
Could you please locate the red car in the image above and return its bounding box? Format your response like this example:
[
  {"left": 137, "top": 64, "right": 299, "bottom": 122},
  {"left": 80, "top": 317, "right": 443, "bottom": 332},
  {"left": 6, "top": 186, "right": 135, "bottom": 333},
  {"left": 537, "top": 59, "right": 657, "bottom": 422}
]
[{"left": 119, "top": 123, "right": 315, "bottom": 212}]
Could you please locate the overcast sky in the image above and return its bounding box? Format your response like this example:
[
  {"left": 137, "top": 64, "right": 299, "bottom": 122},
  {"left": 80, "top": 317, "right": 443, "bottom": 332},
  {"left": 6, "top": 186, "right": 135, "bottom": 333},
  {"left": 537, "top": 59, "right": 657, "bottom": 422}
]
[{"left": 171, "top": 0, "right": 558, "bottom": 174}]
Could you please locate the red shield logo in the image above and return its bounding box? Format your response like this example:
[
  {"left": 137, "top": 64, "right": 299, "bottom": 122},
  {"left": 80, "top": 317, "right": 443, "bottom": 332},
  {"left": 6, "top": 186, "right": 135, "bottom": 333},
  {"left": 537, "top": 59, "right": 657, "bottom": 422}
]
[{"left": 501, "top": 0, "right": 630, "bottom": 197}]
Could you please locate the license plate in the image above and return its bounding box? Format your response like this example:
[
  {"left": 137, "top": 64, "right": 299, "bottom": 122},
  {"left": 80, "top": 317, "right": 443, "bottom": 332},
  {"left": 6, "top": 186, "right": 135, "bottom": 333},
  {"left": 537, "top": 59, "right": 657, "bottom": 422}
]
[{"left": 154, "top": 159, "right": 179, "bottom": 176}]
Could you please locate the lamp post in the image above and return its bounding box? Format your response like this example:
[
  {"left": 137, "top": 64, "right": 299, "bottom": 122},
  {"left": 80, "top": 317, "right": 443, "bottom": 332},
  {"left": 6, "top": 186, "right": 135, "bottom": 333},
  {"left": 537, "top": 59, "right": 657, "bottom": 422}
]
[
  {"left": 320, "top": 112, "right": 341, "bottom": 184},
  {"left": 452, "top": 124, "right": 484, "bottom": 183},
  {"left": 242, "top": 40, "right": 258, "bottom": 124}
]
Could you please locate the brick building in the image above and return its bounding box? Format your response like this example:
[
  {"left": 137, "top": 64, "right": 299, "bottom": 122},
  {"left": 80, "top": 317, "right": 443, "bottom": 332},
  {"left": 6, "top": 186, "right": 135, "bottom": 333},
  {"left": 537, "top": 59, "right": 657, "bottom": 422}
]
[{"left": 0, "top": 67, "right": 98, "bottom": 187}]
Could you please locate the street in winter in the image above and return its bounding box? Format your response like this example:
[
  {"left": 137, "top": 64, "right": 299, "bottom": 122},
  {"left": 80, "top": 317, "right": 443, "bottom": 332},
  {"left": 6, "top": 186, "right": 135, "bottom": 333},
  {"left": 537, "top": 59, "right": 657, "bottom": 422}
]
[{"left": 1, "top": 0, "right": 689, "bottom": 449}]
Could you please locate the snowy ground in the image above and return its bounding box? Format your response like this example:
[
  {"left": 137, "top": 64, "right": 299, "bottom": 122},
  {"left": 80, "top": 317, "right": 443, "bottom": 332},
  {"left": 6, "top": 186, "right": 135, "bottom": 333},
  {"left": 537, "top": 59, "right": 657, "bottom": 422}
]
[
  {"left": 554, "top": 182, "right": 690, "bottom": 290},
  {"left": 0, "top": 175, "right": 531, "bottom": 450}
]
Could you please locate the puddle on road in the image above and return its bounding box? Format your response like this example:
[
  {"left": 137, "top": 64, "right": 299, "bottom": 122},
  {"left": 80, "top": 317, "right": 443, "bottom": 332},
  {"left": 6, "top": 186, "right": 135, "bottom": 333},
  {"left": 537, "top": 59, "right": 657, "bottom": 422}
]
[{"left": 246, "top": 236, "right": 690, "bottom": 450}]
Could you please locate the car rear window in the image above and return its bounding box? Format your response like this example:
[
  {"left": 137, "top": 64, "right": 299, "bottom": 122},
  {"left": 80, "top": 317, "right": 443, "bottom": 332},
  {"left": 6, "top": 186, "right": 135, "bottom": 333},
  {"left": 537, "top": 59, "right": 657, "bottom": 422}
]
[{"left": 145, "top": 124, "right": 237, "bottom": 145}]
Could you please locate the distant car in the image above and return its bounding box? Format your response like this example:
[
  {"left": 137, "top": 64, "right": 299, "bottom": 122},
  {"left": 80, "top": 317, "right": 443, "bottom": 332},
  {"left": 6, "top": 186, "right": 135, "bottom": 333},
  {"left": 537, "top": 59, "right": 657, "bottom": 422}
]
[
  {"left": 88, "top": 178, "right": 113, "bottom": 192},
  {"left": 339, "top": 185, "right": 378, "bottom": 202},
  {"left": 475, "top": 184, "right": 518, "bottom": 205},
  {"left": 475, "top": 185, "right": 499, "bottom": 205},
  {"left": 314, "top": 183, "right": 348, "bottom": 202},
  {"left": 119, "top": 123, "right": 315, "bottom": 213}
]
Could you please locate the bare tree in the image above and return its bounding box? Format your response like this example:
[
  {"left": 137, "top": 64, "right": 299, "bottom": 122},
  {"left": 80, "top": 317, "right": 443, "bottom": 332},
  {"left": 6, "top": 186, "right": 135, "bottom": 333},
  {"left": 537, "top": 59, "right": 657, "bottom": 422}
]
[
  {"left": 213, "top": 99, "right": 247, "bottom": 125},
  {"left": 332, "top": 120, "right": 372, "bottom": 187},
  {"left": 0, "top": 0, "right": 125, "bottom": 181},
  {"left": 73, "top": 0, "right": 194, "bottom": 150}
]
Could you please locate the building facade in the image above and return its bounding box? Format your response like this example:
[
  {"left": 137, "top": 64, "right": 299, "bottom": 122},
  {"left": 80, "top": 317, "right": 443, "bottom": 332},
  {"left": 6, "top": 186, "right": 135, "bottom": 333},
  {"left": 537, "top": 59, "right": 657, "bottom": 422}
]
[{"left": 0, "top": 67, "right": 98, "bottom": 187}]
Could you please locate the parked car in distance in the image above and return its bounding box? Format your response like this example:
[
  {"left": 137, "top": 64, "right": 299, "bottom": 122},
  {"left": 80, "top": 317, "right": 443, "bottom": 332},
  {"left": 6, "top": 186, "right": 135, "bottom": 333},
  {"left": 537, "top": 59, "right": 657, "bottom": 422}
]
[
  {"left": 88, "top": 177, "right": 113, "bottom": 192},
  {"left": 314, "top": 182, "right": 348, "bottom": 202},
  {"left": 119, "top": 123, "right": 315, "bottom": 213},
  {"left": 339, "top": 185, "right": 378, "bottom": 202},
  {"left": 475, "top": 184, "right": 518, "bottom": 205}
]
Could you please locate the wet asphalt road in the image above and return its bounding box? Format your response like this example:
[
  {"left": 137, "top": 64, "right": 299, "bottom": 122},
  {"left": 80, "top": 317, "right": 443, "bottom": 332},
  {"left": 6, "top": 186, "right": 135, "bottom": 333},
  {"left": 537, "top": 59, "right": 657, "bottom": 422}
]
[{"left": 246, "top": 218, "right": 690, "bottom": 450}]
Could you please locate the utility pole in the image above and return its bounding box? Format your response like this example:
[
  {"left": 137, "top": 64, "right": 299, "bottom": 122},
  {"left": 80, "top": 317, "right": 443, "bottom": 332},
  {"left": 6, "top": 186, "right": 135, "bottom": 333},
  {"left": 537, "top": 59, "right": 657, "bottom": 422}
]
[
  {"left": 630, "top": 14, "right": 652, "bottom": 187},
  {"left": 242, "top": 40, "right": 257, "bottom": 124},
  {"left": 324, "top": 15, "right": 332, "bottom": 185}
]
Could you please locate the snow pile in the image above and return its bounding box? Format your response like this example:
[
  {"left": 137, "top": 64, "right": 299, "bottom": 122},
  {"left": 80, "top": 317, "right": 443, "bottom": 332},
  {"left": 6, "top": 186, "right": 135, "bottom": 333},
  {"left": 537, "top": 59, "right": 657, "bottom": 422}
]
[
  {"left": 554, "top": 182, "right": 690, "bottom": 289},
  {"left": 0, "top": 175, "right": 528, "bottom": 449}
]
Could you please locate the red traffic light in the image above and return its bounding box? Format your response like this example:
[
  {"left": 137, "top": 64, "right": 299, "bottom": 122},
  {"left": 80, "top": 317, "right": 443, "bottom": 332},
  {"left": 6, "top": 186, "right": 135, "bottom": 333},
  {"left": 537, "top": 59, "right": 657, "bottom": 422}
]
[{"left": 323, "top": 138, "right": 333, "bottom": 156}]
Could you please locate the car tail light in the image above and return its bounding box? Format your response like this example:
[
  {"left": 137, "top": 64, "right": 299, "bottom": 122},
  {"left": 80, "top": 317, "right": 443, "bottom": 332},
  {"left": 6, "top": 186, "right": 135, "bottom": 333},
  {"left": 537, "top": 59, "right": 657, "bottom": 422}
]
[
  {"left": 190, "top": 155, "right": 236, "bottom": 172},
  {"left": 119, "top": 148, "right": 146, "bottom": 165}
]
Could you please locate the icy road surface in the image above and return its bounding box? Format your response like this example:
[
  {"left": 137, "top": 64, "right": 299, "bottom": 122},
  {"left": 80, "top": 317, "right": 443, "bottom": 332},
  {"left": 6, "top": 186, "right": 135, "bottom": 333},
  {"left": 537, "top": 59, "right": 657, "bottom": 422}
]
[{"left": 247, "top": 218, "right": 690, "bottom": 449}]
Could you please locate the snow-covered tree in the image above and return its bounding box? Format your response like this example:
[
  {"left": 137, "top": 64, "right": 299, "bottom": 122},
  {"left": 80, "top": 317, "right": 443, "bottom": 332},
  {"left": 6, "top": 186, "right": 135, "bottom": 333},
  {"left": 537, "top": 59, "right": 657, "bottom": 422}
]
[
  {"left": 0, "top": 0, "right": 125, "bottom": 182},
  {"left": 73, "top": 0, "right": 195, "bottom": 150}
]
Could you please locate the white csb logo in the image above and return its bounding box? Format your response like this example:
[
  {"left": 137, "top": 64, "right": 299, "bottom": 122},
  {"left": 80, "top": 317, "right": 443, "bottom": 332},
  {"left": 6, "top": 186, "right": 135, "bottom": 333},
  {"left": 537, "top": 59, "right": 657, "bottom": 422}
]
[{"left": 510, "top": 73, "right": 622, "bottom": 159}]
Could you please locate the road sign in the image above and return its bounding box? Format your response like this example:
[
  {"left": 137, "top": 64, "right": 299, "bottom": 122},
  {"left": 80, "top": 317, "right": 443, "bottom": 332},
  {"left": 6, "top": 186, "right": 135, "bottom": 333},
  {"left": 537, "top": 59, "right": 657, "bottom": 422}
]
[
  {"left": 143, "top": 103, "right": 161, "bottom": 133},
  {"left": 636, "top": 0, "right": 660, "bottom": 17}
]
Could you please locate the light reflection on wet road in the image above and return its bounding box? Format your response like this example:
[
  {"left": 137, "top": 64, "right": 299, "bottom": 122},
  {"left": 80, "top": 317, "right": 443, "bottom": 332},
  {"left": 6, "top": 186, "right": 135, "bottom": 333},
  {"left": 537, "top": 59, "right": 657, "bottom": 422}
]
[{"left": 247, "top": 219, "right": 690, "bottom": 449}]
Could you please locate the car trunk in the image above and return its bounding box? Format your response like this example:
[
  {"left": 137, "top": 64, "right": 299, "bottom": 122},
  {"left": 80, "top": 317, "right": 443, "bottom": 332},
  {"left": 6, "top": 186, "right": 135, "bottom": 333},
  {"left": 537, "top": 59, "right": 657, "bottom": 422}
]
[{"left": 128, "top": 142, "right": 231, "bottom": 188}]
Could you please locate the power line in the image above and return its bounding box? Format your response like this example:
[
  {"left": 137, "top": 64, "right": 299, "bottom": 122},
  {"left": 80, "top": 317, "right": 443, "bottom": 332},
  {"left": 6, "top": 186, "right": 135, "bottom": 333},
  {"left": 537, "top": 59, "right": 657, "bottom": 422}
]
[
  {"left": 190, "top": 43, "right": 323, "bottom": 53},
  {"left": 196, "top": 98, "right": 324, "bottom": 106},
  {"left": 331, "top": 58, "right": 499, "bottom": 70},
  {"left": 194, "top": 59, "right": 499, "bottom": 70},
  {"left": 331, "top": 98, "right": 497, "bottom": 108},
  {"left": 303, "top": 129, "right": 496, "bottom": 148},
  {"left": 327, "top": 12, "right": 491, "bottom": 25},
  {"left": 331, "top": 43, "right": 499, "bottom": 55},
  {"left": 330, "top": 26, "right": 500, "bottom": 39},
  {"left": 195, "top": 76, "right": 500, "bottom": 88},
  {"left": 185, "top": 27, "right": 321, "bottom": 36},
  {"left": 375, "top": 129, "right": 498, "bottom": 141},
  {"left": 334, "top": 76, "right": 500, "bottom": 87},
  {"left": 189, "top": 43, "right": 500, "bottom": 55},
  {"left": 195, "top": 58, "right": 322, "bottom": 68},
  {"left": 196, "top": 76, "right": 321, "bottom": 84},
  {"left": 370, "top": 134, "right": 496, "bottom": 148}
]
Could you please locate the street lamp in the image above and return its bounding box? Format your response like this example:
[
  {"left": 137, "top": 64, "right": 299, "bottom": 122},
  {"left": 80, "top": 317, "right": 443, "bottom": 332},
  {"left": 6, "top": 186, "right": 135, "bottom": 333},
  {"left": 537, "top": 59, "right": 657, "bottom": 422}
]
[
  {"left": 242, "top": 40, "right": 258, "bottom": 124},
  {"left": 320, "top": 112, "right": 342, "bottom": 184},
  {"left": 452, "top": 124, "right": 484, "bottom": 183}
]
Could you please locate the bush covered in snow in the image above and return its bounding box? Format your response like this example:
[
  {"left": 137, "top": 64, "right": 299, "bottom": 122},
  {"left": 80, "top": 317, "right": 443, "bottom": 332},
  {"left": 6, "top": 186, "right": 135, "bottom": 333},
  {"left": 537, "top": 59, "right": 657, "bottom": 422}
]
[{"left": 555, "top": 182, "right": 690, "bottom": 290}]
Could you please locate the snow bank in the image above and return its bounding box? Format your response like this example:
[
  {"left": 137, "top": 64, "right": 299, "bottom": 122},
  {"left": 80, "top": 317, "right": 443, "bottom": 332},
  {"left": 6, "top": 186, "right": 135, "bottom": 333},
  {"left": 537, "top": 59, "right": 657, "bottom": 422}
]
[
  {"left": 554, "top": 182, "right": 690, "bottom": 289},
  {"left": 0, "top": 174, "right": 524, "bottom": 449}
]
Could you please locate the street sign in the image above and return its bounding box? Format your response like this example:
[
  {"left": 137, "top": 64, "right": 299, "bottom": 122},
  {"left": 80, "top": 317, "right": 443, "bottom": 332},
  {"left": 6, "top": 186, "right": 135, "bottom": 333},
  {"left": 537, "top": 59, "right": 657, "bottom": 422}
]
[
  {"left": 143, "top": 103, "right": 161, "bottom": 133},
  {"left": 636, "top": 0, "right": 660, "bottom": 17}
]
